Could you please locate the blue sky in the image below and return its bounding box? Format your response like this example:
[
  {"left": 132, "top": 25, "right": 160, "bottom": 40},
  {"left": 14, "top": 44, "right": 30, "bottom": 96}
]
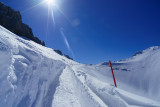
[{"left": 1, "top": 0, "right": 160, "bottom": 64}]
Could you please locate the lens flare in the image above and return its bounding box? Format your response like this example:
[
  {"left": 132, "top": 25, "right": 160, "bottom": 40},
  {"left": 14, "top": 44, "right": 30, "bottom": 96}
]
[{"left": 60, "top": 28, "right": 75, "bottom": 59}]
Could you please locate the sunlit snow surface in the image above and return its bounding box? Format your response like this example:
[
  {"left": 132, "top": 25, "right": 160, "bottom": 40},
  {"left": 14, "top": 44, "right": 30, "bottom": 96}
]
[{"left": 0, "top": 25, "right": 160, "bottom": 107}]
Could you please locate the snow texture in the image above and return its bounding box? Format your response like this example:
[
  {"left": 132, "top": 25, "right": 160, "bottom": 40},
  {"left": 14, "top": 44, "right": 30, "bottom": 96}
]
[{"left": 0, "top": 25, "right": 160, "bottom": 107}]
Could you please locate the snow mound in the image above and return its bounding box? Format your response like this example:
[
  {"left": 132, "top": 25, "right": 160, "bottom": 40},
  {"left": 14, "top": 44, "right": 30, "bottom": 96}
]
[{"left": 0, "top": 26, "right": 66, "bottom": 107}]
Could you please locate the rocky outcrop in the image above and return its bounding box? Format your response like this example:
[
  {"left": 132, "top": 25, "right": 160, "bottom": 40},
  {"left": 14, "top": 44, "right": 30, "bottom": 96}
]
[
  {"left": 0, "top": 2, "right": 45, "bottom": 46},
  {"left": 133, "top": 51, "right": 143, "bottom": 56},
  {"left": 54, "top": 49, "right": 73, "bottom": 60},
  {"left": 64, "top": 54, "right": 73, "bottom": 60},
  {"left": 54, "top": 49, "right": 63, "bottom": 55}
]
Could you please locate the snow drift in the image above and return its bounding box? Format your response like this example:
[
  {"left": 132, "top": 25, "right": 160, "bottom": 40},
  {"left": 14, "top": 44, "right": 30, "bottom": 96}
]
[{"left": 0, "top": 26, "right": 66, "bottom": 107}]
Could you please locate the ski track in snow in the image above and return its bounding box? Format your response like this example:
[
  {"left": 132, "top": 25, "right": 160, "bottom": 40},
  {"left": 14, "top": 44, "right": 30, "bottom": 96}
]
[{"left": 0, "top": 25, "right": 160, "bottom": 107}]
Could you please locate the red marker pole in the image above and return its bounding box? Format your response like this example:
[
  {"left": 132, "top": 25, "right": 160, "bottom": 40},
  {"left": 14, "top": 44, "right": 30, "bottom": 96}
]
[{"left": 109, "top": 60, "right": 117, "bottom": 87}]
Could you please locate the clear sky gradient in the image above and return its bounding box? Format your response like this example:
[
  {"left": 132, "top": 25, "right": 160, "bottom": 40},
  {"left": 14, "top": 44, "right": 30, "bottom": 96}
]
[{"left": 1, "top": 0, "right": 160, "bottom": 64}]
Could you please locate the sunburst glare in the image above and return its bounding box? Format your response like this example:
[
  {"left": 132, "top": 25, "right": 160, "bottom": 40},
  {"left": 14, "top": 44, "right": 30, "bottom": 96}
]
[{"left": 45, "top": 0, "right": 57, "bottom": 7}]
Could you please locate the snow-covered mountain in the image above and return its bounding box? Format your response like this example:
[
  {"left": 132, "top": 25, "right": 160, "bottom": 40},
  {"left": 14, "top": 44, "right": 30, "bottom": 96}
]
[
  {"left": 0, "top": 25, "right": 160, "bottom": 107},
  {"left": 100, "top": 46, "right": 160, "bottom": 101}
]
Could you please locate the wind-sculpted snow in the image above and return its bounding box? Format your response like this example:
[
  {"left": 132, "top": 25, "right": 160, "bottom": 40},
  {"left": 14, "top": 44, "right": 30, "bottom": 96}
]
[
  {"left": 0, "top": 25, "right": 160, "bottom": 107},
  {"left": 0, "top": 26, "right": 66, "bottom": 107}
]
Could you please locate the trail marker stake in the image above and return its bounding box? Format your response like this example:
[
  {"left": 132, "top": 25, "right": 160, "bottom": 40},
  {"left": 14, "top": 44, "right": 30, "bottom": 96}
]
[{"left": 109, "top": 60, "right": 117, "bottom": 87}]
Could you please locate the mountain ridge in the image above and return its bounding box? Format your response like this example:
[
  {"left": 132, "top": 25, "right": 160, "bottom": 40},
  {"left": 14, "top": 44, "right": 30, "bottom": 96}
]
[{"left": 0, "top": 2, "right": 45, "bottom": 46}]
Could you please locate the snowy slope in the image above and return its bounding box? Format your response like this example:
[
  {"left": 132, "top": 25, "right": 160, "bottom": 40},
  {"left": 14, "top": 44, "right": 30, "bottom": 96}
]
[
  {"left": 105, "top": 47, "right": 160, "bottom": 101},
  {"left": 0, "top": 25, "right": 160, "bottom": 107}
]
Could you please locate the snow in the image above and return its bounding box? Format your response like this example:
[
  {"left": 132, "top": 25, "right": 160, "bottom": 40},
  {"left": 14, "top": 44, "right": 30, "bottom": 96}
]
[
  {"left": 52, "top": 66, "right": 81, "bottom": 107},
  {"left": 111, "top": 46, "right": 160, "bottom": 101},
  {"left": 0, "top": 25, "right": 160, "bottom": 107}
]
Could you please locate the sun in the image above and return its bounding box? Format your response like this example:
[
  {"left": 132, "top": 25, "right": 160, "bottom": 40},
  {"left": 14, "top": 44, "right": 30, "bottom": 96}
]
[{"left": 45, "top": 0, "right": 56, "bottom": 6}]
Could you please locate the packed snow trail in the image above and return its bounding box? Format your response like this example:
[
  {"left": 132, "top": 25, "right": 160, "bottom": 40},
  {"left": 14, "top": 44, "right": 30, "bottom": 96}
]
[
  {"left": 0, "top": 25, "right": 160, "bottom": 107},
  {"left": 52, "top": 66, "right": 81, "bottom": 107},
  {"left": 52, "top": 66, "right": 107, "bottom": 107}
]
